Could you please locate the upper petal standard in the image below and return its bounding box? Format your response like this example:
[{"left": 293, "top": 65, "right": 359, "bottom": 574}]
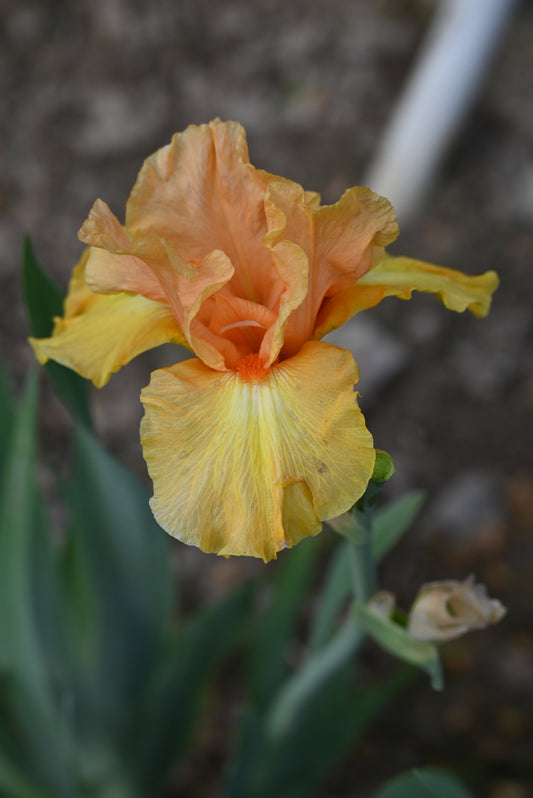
[{"left": 140, "top": 340, "right": 375, "bottom": 561}]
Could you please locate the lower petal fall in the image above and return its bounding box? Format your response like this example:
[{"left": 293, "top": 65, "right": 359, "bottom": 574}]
[{"left": 140, "top": 340, "right": 375, "bottom": 561}]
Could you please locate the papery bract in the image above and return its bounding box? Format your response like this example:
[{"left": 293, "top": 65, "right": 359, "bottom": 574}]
[
  {"left": 30, "top": 120, "right": 499, "bottom": 560},
  {"left": 408, "top": 577, "right": 506, "bottom": 642}
]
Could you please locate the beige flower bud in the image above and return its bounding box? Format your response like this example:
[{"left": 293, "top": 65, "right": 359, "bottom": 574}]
[{"left": 407, "top": 576, "right": 506, "bottom": 642}]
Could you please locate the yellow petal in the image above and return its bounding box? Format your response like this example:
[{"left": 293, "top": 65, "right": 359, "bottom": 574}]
[
  {"left": 314, "top": 254, "right": 499, "bottom": 338},
  {"left": 29, "top": 251, "right": 185, "bottom": 388},
  {"left": 357, "top": 256, "right": 499, "bottom": 317},
  {"left": 304, "top": 190, "right": 321, "bottom": 208},
  {"left": 140, "top": 340, "right": 375, "bottom": 561}
]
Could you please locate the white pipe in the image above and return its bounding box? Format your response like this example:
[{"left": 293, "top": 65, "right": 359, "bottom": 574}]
[{"left": 364, "top": 0, "right": 519, "bottom": 224}]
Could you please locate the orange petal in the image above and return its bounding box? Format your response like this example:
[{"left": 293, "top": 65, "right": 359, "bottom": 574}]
[
  {"left": 146, "top": 246, "right": 238, "bottom": 370},
  {"left": 313, "top": 284, "right": 386, "bottom": 339},
  {"left": 29, "top": 250, "right": 185, "bottom": 387},
  {"left": 208, "top": 294, "right": 277, "bottom": 357},
  {"left": 264, "top": 181, "right": 398, "bottom": 357},
  {"left": 125, "top": 119, "right": 278, "bottom": 306},
  {"left": 261, "top": 186, "right": 310, "bottom": 365},
  {"left": 209, "top": 294, "right": 277, "bottom": 336},
  {"left": 312, "top": 186, "right": 398, "bottom": 285},
  {"left": 140, "top": 340, "right": 375, "bottom": 561},
  {"left": 79, "top": 200, "right": 166, "bottom": 301}
]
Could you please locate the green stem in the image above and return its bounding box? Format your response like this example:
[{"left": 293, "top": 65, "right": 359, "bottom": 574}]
[
  {"left": 266, "top": 465, "right": 393, "bottom": 743},
  {"left": 348, "top": 532, "right": 377, "bottom": 602}
]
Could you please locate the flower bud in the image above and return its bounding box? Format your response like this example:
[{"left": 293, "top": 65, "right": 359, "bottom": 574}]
[
  {"left": 371, "top": 450, "right": 396, "bottom": 484},
  {"left": 407, "top": 576, "right": 506, "bottom": 642}
]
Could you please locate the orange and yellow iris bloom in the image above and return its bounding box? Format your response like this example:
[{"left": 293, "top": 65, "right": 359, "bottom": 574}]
[{"left": 30, "top": 120, "right": 498, "bottom": 561}]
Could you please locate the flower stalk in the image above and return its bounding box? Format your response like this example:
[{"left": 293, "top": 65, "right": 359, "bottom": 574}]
[
  {"left": 348, "top": 524, "right": 377, "bottom": 604},
  {"left": 268, "top": 453, "right": 396, "bottom": 739},
  {"left": 329, "top": 450, "right": 395, "bottom": 601}
]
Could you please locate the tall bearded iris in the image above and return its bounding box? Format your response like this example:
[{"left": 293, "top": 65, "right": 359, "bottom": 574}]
[{"left": 30, "top": 120, "right": 498, "bottom": 561}]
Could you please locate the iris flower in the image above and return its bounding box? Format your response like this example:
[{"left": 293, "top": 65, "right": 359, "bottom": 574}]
[{"left": 30, "top": 120, "right": 498, "bottom": 561}]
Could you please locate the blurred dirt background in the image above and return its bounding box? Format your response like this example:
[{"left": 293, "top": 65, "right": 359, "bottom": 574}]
[{"left": 1, "top": 0, "right": 532, "bottom": 796}]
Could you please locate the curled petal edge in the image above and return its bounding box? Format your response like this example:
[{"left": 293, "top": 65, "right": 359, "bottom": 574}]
[{"left": 314, "top": 254, "right": 499, "bottom": 339}]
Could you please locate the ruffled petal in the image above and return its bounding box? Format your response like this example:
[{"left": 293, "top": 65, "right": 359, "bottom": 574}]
[
  {"left": 29, "top": 251, "right": 185, "bottom": 388},
  {"left": 312, "top": 187, "right": 399, "bottom": 285},
  {"left": 141, "top": 245, "right": 237, "bottom": 370},
  {"left": 263, "top": 181, "right": 398, "bottom": 357},
  {"left": 125, "top": 119, "right": 278, "bottom": 306},
  {"left": 79, "top": 200, "right": 166, "bottom": 301},
  {"left": 357, "top": 256, "right": 499, "bottom": 317},
  {"left": 261, "top": 187, "right": 310, "bottom": 365},
  {"left": 140, "top": 340, "right": 375, "bottom": 561},
  {"left": 314, "top": 254, "right": 499, "bottom": 338},
  {"left": 82, "top": 202, "right": 239, "bottom": 371}
]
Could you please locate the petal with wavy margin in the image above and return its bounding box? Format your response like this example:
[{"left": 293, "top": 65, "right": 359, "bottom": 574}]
[
  {"left": 314, "top": 255, "right": 499, "bottom": 338},
  {"left": 357, "top": 256, "right": 499, "bottom": 317},
  {"left": 29, "top": 252, "right": 185, "bottom": 388},
  {"left": 264, "top": 182, "right": 398, "bottom": 357},
  {"left": 140, "top": 340, "right": 375, "bottom": 561},
  {"left": 125, "top": 119, "right": 276, "bottom": 305},
  {"left": 79, "top": 200, "right": 166, "bottom": 301}
]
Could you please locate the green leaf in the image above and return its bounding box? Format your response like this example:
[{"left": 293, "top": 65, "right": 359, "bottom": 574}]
[
  {"left": 22, "top": 237, "right": 64, "bottom": 337},
  {"left": 70, "top": 424, "right": 174, "bottom": 627},
  {"left": 247, "top": 535, "right": 322, "bottom": 709},
  {"left": 269, "top": 618, "right": 363, "bottom": 742},
  {"left": 130, "top": 583, "right": 254, "bottom": 792},
  {"left": 311, "top": 492, "right": 425, "bottom": 654},
  {"left": 307, "top": 541, "right": 351, "bottom": 653},
  {"left": 0, "top": 741, "right": 56, "bottom": 798},
  {"left": 226, "top": 666, "right": 412, "bottom": 798},
  {"left": 352, "top": 601, "right": 443, "bottom": 690},
  {"left": 64, "top": 425, "right": 174, "bottom": 729},
  {"left": 374, "top": 767, "right": 475, "bottom": 798},
  {"left": 372, "top": 490, "right": 426, "bottom": 561},
  {"left": 59, "top": 516, "right": 101, "bottom": 678},
  {"left": 0, "top": 353, "right": 15, "bottom": 479},
  {"left": 0, "top": 372, "right": 45, "bottom": 687},
  {"left": 0, "top": 373, "right": 73, "bottom": 794},
  {"left": 21, "top": 236, "right": 92, "bottom": 427}
]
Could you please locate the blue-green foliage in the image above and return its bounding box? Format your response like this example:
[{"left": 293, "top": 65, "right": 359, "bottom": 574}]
[
  {"left": 0, "top": 364, "right": 253, "bottom": 798},
  {"left": 22, "top": 237, "right": 92, "bottom": 427},
  {"left": 373, "top": 768, "right": 475, "bottom": 798},
  {"left": 224, "top": 491, "right": 428, "bottom": 798},
  {"left": 4, "top": 242, "right": 475, "bottom": 798}
]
